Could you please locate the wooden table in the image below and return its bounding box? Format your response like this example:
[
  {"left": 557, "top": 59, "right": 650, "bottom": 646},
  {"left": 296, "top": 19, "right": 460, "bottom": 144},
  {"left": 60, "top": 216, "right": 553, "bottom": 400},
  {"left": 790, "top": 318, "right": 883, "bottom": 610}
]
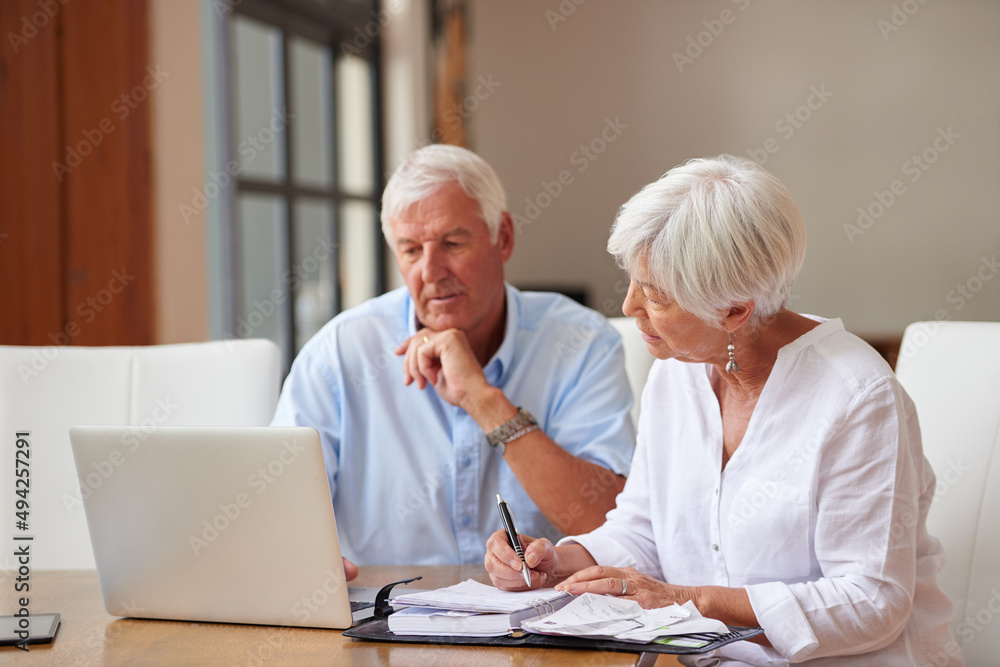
[{"left": 1, "top": 567, "right": 682, "bottom": 666}]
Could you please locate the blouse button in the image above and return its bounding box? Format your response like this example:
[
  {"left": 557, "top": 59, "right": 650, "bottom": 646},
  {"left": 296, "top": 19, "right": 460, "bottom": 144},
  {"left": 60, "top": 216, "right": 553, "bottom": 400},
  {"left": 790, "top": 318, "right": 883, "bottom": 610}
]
[{"left": 712, "top": 544, "right": 719, "bottom": 551}]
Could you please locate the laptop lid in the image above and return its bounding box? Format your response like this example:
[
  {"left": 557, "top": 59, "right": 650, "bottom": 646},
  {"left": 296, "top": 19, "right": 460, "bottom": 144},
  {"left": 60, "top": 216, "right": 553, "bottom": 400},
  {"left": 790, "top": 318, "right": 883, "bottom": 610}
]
[{"left": 69, "top": 425, "right": 353, "bottom": 629}]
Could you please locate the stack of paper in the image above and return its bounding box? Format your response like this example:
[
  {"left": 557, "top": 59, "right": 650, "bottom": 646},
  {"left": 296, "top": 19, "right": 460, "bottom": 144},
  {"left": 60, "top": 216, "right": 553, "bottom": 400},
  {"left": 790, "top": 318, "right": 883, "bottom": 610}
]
[
  {"left": 388, "top": 579, "right": 572, "bottom": 637},
  {"left": 521, "top": 594, "right": 730, "bottom": 648}
]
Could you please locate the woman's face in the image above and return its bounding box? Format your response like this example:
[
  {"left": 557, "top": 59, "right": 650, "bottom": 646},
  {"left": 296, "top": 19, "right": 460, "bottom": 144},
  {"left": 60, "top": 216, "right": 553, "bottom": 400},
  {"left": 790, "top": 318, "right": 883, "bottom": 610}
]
[{"left": 621, "top": 267, "right": 726, "bottom": 364}]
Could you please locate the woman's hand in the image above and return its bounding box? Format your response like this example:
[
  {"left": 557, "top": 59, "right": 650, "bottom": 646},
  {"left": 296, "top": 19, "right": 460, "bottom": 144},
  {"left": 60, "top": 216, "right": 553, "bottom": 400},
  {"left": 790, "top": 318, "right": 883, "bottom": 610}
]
[
  {"left": 484, "top": 529, "right": 558, "bottom": 590},
  {"left": 557, "top": 565, "right": 698, "bottom": 610}
]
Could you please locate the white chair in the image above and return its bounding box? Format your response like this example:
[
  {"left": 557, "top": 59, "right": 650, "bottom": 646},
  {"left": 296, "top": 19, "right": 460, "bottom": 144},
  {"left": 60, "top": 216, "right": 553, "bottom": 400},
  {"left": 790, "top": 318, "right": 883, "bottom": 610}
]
[
  {"left": 894, "top": 321, "right": 1000, "bottom": 664},
  {"left": 609, "top": 317, "right": 655, "bottom": 427},
  {"left": 0, "top": 339, "right": 281, "bottom": 570}
]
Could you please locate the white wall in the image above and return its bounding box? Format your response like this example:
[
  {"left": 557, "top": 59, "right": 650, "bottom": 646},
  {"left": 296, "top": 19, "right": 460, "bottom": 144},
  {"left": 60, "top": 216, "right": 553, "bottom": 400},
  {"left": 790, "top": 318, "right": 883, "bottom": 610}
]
[{"left": 466, "top": 0, "right": 1000, "bottom": 337}]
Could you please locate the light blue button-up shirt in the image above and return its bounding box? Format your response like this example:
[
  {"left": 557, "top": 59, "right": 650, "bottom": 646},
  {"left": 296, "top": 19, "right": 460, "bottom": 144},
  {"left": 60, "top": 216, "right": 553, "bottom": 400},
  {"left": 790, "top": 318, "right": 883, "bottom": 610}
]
[{"left": 271, "top": 284, "right": 635, "bottom": 566}]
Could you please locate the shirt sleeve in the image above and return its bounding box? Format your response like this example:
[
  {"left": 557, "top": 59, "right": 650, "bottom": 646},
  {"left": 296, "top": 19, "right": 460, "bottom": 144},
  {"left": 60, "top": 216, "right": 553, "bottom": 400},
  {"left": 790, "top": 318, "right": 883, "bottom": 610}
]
[
  {"left": 559, "top": 423, "right": 663, "bottom": 578},
  {"left": 746, "top": 377, "right": 925, "bottom": 661},
  {"left": 543, "top": 322, "right": 636, "bottom": 477},
  {"left": 270, "top": 345, "right": 343, "bottom": 498}
]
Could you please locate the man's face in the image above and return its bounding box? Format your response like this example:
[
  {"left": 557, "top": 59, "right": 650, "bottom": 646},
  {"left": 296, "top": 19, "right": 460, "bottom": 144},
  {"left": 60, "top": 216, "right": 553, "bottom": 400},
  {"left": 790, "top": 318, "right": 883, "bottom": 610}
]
[{"left": 390, "top": 182, "right": 513, "bottom": 339}]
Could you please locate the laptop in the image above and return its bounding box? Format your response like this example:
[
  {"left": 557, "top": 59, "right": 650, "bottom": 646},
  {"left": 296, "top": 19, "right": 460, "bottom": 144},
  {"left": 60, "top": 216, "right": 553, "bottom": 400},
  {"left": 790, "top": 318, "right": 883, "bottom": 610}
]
[{"left": 69, "top": 425, "right": 370, "bottom": 629}]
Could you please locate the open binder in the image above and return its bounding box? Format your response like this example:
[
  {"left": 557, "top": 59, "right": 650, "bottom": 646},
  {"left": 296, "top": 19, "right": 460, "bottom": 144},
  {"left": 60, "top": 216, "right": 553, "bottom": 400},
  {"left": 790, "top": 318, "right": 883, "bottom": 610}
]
[
  {"left": 344, "top": 617, "right": 763, "bottom": 655},
  {"left": 386, "top": 578, "right": 572, "bottom": 637},
  {"left": 343, "top": 578, "right": 764, "bottom": 655}
]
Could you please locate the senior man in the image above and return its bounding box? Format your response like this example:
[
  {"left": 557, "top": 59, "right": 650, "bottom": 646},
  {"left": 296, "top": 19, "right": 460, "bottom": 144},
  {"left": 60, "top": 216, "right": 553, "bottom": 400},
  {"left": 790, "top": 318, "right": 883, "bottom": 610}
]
[{"left": 271, "top": 144, "right": 634, "bottom": 576}]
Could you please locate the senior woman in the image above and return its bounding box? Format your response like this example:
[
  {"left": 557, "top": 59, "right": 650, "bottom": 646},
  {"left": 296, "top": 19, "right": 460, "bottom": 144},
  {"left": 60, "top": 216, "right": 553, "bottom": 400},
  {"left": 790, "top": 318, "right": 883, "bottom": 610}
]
[{"left": 485, "top": 156, "right": 959, "bottom": 665}]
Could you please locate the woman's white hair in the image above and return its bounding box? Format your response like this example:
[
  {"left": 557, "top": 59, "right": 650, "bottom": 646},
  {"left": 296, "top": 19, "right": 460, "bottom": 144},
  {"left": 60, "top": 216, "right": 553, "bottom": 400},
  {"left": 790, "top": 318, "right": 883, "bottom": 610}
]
[
  {"left": 608, "top": 155, "right": 806, "bottom": 326},
  {"left": 381, "top": 144, "right": 507, "bottom": 243}
]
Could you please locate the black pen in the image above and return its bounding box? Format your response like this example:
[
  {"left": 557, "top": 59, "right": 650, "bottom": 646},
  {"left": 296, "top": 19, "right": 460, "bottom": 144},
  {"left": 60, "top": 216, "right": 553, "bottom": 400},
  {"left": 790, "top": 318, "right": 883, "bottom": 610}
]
[{"left": 496, "top": 494, "right": 532, "bottom": 587}]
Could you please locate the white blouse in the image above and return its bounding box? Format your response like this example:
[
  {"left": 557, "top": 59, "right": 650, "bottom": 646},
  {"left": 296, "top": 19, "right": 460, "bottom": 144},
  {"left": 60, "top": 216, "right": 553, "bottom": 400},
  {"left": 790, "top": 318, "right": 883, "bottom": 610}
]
[{"left": 567, "top": 319, "right": 961, "bottom": 665}]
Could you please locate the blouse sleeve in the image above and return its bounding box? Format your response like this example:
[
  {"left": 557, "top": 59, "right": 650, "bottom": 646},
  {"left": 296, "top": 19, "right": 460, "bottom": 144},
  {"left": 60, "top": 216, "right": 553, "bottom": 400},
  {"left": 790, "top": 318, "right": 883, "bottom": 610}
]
[
  {"left": 746, "top": 377, "right": 931, "bottom": 661},
  {"left": 559, "top": 385, "right": 663, "bottom": 578}
]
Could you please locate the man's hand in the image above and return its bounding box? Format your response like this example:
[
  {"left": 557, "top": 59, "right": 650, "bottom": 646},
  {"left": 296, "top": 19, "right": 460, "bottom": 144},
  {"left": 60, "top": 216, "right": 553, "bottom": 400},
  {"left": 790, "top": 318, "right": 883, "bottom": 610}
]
[
  {"left": 395, "top": 328, "right": 493, "bottom": 408},
  {"left": 396, "top": 328, "right": 625, "bottom": 537},
  {"left": 342, "top": 557, "right": 359, "bottom": 582}
]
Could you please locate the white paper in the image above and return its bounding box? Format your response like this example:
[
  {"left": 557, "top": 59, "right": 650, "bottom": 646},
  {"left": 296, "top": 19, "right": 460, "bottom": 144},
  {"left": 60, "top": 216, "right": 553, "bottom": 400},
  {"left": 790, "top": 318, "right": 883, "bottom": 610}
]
[
  {"left": 521, "top": 594, "right": 729, "bottom": 643},
  {"left": 388, "top": 606, "right": 511, "bottom": 637},
  {"left": 522, "top": 594, "right": 648, "bottom": 639},
  {"left": 391, "top": 579, "right": 569, "bottom": 614}
]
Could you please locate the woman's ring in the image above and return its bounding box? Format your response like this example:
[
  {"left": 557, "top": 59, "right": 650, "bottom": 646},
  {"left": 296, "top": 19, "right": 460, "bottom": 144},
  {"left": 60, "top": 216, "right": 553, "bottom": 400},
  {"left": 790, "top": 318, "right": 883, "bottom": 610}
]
[
  {"left": 423, "top": 336, "right": 430, "bottom": 343},
  {"left": 621, "top": 579, "right": 628, "bottom": 596}
]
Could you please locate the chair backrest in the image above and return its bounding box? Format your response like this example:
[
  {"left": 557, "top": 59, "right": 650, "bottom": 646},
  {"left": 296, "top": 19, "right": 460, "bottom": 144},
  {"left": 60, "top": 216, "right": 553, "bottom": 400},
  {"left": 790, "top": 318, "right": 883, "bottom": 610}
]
[
  {"left": 894, "top": 320, "right": 1000, "bottom": 664},
  {"left": 0, "top": 339, "right": 281, "bottom": 570},
  {"left": 608, "top": 317, "right": 655, "bottom": 427}
]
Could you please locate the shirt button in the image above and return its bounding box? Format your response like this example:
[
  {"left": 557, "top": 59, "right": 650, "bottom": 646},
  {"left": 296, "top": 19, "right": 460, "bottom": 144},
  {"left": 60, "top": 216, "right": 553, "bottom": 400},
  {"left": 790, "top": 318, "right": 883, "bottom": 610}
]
[
  {"left": 461, "top": 455, "right": 471, "bottom": 467},
  {"left": 715, "top": 488, "right": 719, "bottom": 495},
  {"left": 712, "top": 544, "right": 719, "bottom": 551},
  {"left": 460, "top": 516, "right": 471, "bottom": 526}
]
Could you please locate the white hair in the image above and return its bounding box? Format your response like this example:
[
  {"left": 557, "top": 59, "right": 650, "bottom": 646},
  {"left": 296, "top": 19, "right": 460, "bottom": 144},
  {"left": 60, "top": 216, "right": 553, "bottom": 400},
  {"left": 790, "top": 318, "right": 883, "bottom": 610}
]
[
  {"left": 607, "top": 155, "right": 806, "bottom": 326},
  {"left": 380, "top": 144, "right": 507, "bottom": 243}
]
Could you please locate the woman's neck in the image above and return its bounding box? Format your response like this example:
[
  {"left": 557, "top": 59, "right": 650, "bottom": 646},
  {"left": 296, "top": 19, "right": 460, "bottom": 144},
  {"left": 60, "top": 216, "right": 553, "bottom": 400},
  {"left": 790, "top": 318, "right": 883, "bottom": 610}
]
[{"left": 714, "top": 310, "right": 820, "bottom": 399}]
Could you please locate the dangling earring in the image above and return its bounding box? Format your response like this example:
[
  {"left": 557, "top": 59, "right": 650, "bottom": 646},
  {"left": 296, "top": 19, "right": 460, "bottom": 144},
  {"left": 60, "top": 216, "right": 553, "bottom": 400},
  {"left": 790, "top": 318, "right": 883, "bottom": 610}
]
[{"left": 726, "top": 332, "right": 739, "bottom": 374}]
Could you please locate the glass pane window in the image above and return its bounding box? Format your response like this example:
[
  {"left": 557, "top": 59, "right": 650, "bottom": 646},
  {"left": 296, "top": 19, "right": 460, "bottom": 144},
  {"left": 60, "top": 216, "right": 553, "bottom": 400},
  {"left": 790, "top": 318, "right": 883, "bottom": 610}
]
[
  {"left": 293, "top": 199, "right": 336, "bottom": 350},
  {"left": 231, "top": 15, "right": 286, "bottom": 181},
  {"left": 224, "top": 1, "right": 383, "bottom": 375},
  {"left": 290, "top": 37, "right": 333, "bottom": 189},
  {"left": 235, "top": 194, "right": 290, "bottom": 348},
  {"left": 337, "top": 55, "right": 375, "bottom": 196},
  {"left": 340, "top": 200, "right": 377, "bottom": 311}
]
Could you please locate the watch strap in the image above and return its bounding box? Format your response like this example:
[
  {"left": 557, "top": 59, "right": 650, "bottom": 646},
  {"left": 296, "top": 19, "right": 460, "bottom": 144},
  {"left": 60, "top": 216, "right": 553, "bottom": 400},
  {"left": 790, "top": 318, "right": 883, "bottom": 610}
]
[{"left": 485, "top": 407, "right": 539, "bottom": 454}]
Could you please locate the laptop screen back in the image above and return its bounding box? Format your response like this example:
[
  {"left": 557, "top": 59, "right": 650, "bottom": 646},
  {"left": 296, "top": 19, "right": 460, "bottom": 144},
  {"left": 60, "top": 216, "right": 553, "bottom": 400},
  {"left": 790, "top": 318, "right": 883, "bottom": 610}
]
[{"left": 69, "top": 425, "right": 352, "bottom": 629}]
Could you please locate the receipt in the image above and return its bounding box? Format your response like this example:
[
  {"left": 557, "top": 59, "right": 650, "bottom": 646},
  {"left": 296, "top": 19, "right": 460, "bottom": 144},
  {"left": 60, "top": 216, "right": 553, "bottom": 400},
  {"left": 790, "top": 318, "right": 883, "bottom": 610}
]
[{"left": 521, "top": 595, "right": 727, "bottom": 643}]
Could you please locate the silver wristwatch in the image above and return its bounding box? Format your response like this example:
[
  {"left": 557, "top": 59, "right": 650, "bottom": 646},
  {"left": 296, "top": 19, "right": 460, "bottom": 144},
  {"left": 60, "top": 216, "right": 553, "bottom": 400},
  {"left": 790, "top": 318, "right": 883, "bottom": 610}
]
[{"left": 485, "top": 407, "right": 539, "bottom": 455}]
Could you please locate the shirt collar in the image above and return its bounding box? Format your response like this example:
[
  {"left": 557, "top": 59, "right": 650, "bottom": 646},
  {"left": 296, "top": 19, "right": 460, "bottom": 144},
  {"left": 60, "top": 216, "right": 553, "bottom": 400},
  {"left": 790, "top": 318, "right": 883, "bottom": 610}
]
[
  {"left": 777, "top": 316, "right": 842, "bottom": 358},
  {"left": 487, "top": 283, "right": 519, "bottom": 384},
  {"left": 405, "top": 290, "right": 419, "bottom": 338}
]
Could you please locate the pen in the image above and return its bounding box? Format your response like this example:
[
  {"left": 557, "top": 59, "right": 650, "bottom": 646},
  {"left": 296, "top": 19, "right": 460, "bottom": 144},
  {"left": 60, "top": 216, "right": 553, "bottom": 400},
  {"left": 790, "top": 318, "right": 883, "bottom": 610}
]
[{"left": 496, "top": 493, "right": 532, "bottom": 588}]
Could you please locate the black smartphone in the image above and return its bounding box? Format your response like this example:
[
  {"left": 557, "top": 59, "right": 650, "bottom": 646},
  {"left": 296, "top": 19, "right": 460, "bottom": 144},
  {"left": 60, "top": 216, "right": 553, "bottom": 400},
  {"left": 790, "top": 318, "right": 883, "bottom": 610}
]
[{"left": 0, "top": 613, "right": 60, "bottom": 647}]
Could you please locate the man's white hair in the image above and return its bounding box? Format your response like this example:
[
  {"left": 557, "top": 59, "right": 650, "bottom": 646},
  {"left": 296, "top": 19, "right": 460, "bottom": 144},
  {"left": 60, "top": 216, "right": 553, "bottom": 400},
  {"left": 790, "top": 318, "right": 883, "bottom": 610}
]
[
  {"left": 608, "top": 155, "right": 806, "bottom": 326},
  {"left": 381, "top": 144, "right": 507, "bottom": 243}
]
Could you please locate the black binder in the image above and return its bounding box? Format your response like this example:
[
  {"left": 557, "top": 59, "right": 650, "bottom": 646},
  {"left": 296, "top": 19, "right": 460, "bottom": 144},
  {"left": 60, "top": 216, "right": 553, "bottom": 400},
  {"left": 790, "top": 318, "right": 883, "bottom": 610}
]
[
  {"left": 344, "top": 618, "right": 763, "bottom": 655},
  {"left": 344, "top": 576, "right": 764, "bottom": 655}
]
